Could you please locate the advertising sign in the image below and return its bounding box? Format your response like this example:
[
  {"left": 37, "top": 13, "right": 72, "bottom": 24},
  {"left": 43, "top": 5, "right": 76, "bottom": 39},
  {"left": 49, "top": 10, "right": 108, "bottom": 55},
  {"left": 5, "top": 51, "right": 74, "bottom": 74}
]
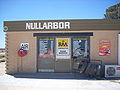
[
  {"left": 26, "top": 22, "right": 70, "bottom": 30},
  {"left": 20, "top": 43, "right": 29, "bottom": 50},
  {"left": 99, "top": 40, "right": 110, "bottom": 56},
  {"left": 56, "top": 38, "right": 70, "bottom": 59},
  {"left": 39, "top": 38, "right": 54, "bottom": 58}
]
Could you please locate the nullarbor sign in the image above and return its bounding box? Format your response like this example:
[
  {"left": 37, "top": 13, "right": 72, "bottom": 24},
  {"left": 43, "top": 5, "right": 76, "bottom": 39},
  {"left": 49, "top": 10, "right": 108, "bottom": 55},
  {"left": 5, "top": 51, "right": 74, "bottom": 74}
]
[{"left": 26, "top": 22, "right": 70, "bottom": 30}]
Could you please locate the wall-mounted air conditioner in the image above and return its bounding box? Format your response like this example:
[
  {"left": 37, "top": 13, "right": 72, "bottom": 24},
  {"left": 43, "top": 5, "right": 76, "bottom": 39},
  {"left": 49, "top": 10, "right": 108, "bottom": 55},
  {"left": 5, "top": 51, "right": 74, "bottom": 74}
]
[{"left": 105, "top": 65, "right": 120, "bottom": 78}]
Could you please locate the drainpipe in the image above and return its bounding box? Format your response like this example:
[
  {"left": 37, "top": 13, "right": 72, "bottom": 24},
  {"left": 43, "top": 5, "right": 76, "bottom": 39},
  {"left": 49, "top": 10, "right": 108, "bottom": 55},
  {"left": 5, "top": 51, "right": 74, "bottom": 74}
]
[{"left": 118, "top": 33, "right": 120, "bottom": 65}]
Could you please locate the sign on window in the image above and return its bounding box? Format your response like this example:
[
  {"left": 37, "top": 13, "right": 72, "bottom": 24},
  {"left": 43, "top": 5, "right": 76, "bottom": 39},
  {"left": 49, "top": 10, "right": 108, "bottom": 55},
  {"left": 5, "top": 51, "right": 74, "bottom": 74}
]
[
  {"left": 39, "top": 38, "right": 54, "bottom": 58},
  {"left": 72, "top": 38, "right": 88, "bottom": 59},
  {"left": 56, "top": 38, "right": 70, "bottom": 59}
]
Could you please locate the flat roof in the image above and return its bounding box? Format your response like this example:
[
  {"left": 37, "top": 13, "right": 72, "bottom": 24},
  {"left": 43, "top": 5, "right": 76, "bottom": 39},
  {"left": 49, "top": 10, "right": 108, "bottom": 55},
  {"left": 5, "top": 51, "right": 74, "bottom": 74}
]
[{"left": 4, "top": 19, "right": 120, "bottom": 32}]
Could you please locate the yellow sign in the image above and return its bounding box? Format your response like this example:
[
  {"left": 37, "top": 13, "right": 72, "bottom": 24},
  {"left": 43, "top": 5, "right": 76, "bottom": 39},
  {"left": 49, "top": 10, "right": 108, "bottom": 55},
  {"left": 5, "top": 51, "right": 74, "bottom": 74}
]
[{"left": 58, "top": 39, "right": 68, "bottom": 47}]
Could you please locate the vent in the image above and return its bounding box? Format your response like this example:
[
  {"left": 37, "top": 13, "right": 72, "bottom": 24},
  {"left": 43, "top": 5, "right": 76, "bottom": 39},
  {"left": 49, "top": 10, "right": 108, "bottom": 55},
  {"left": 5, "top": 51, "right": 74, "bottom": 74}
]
[{"left": 105, "top": 65, "right": 120, "bottom": 77}]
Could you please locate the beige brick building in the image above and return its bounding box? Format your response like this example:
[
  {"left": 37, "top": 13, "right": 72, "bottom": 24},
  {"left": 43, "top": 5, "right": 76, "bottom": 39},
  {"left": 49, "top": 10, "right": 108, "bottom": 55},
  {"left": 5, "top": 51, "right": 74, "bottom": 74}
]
[{"left": 4, "top": 19, "right": 120, "bottom": 74}]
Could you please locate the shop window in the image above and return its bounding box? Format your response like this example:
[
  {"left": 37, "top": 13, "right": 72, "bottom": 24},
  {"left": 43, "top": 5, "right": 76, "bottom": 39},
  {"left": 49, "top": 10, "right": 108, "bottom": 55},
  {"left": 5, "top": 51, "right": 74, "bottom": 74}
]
[
  {"left": 72, "top": 37, "right": 89, "bottom": 59},
  {"left": 39, "top": 37, "right": 54, "bottom": 58}
]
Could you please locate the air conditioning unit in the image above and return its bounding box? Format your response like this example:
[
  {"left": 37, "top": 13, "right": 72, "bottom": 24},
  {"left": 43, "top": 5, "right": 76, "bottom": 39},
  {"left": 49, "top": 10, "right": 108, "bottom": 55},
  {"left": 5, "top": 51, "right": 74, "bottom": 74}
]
[{"left": 105, "top": 65, "right": 120, "bottom": 78}]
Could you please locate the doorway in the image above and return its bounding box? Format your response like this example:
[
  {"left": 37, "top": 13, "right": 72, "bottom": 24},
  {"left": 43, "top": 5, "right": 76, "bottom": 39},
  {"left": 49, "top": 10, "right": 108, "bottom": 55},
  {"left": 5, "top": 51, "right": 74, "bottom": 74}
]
[
  {"left": 37, "top": 37, "right": 55, "bottom": 72},
  {"left": 37, "top": 37, "right": 90, "bottom": 72},
  {"left": 55, "top": 38, "right": 71, "bottom": 72}
]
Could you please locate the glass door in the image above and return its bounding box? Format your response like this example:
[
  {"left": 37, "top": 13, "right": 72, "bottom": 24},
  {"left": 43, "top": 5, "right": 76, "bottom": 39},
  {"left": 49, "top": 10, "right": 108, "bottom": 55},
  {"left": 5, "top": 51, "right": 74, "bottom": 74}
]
[
  {"left": 37, "top": 37, "right": 55, "bottom": 72},
  {"left": 55, "top": 38, "right": 71, "bottom": 72},
  {"left": 72, "top": 37, "right": 90, "bottom": 72}
]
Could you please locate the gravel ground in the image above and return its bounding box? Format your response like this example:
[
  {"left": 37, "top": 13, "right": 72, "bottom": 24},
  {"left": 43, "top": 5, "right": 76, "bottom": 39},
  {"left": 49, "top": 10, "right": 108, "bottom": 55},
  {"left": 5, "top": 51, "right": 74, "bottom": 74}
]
[
  {"left": 0, "top": 74, "right": 120, "bottom": 90},
  {"left": 0, "top": 62, "right": 120, "bottom": 90},
  {"left": 0, "top": 62, "right": 6, "bottom": 75}
]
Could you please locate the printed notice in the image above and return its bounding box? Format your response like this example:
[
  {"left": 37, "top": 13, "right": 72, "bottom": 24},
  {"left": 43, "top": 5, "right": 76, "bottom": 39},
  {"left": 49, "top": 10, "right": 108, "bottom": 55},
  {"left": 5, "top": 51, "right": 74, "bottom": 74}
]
[{"left": 56, "top": 38, "right": 70, "bottom": 59}]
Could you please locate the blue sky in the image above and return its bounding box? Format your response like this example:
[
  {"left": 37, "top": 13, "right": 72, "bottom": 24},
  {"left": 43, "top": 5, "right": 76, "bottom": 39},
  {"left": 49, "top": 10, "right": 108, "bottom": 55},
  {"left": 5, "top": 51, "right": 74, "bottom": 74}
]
[{"left": 0, "top": 0, "right": 120, "bottom": 48}]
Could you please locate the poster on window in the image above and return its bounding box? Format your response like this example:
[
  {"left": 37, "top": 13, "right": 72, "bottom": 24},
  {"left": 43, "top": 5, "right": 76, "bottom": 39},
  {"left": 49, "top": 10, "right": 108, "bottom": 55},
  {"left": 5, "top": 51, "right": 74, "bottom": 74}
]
[
  {"left": 39, "top": 38, "right": 54, "bottom": 58},
  {"left": 56, "top": 38, "right": 70, "bottom": 59},
  {"left": 73, "top": 38, "right": 88, "bottom": 58},
  {"left": 99, "top": 40, "right": 110, "bottom": 56}
]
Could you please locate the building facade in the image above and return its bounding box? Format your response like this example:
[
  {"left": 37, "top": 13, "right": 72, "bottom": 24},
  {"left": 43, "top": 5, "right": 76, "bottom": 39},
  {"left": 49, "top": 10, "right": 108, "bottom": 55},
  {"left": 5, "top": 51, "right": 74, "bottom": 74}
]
[{"left": 4, "top": 19, "right": 120, "bottom": 74}]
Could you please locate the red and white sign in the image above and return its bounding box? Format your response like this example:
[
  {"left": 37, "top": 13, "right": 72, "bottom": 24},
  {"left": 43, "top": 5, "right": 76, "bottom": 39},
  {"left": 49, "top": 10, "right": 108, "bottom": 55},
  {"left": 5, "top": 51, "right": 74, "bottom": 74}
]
[
  {"left": 18, "top": 49, "right": 27, "bottom": 57},
  {"left": 116, "top": 67, "right": 120, "bottom": 70},
  {"left": 99, "top": 40, "right": 110, "bottom": 56}
]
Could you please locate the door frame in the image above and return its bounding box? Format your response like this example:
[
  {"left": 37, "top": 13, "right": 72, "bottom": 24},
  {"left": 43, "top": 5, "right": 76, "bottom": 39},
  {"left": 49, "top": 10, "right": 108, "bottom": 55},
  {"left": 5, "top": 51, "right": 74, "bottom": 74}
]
[
  {"left": 55, "top": 37, "right": 72, "bottom": 72},
  {"left": 37, "top": 36, "right": 55, "bottom": 72},
  {"left": 36, "top": 36, "right": 90, "bottom": 73}
]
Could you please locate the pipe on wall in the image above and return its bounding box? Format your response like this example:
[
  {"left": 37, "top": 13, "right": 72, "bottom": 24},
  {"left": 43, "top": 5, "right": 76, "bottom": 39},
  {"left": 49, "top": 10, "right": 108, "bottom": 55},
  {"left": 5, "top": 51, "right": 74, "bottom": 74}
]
[{"left": 118, "top": 34, "right": 120, "bottom": 65}]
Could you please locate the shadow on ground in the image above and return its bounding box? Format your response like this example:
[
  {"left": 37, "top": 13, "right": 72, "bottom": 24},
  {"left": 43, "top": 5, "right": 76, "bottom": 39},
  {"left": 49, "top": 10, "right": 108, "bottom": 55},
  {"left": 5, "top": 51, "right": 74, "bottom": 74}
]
[{"left": 9, "top": 73, "right": 96, "bottom": 80}]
